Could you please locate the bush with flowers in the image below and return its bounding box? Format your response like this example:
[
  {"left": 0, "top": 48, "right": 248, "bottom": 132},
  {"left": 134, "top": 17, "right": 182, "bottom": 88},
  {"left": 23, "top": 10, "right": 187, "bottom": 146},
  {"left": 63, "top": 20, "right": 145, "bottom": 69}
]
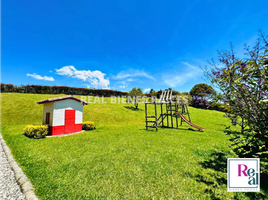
[
  {"left": 190, "top": 96, "right": 232, "bottom": 113},
  {"left": 190, "top": 97, "right": 211, "bottom": 109},
  {"left": 203, "top": 31, "right": 268, "bottom": 172}
]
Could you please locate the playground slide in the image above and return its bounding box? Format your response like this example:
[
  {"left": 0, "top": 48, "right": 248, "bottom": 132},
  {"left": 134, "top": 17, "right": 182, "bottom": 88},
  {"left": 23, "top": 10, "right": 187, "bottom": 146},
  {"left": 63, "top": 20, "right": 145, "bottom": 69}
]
[{"left": 174, "top": 112, "right": 205, "bottom": 131}]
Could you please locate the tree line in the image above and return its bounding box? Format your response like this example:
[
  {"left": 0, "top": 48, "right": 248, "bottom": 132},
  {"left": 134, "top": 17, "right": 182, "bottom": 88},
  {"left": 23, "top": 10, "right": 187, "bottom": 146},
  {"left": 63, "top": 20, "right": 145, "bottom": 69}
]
[{"left": 0, "top": 83, "right": 128, "bottom": 97}]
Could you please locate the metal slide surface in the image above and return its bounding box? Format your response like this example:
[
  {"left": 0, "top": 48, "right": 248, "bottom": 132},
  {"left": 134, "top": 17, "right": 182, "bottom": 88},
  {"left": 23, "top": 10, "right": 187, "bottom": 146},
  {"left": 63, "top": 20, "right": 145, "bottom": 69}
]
[{"left": 174, "top": 112, "right": 205, "bottom": 131}]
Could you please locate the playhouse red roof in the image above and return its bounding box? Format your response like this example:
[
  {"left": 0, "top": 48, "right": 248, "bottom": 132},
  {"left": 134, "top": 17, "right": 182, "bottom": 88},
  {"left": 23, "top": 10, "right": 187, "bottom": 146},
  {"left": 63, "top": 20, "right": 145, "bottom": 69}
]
[{"left": 37, "top": 95, "right": 88, "bottom": 105}]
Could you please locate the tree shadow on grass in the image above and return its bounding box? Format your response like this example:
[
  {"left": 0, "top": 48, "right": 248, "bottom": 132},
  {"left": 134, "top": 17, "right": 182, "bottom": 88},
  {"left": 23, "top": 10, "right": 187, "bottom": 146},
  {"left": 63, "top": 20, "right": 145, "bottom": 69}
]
[
  {"left": 124, "top": 106, "right": 143, "bottom": 111},
  {"left": 192, "top": 150, "right": 268, "bottom": 200},
  {"left": 201, "top": 151, "right": 228, "bottom": 173},
  {"left": 195, "top": 150, "right": 229, "bottom": 200}
]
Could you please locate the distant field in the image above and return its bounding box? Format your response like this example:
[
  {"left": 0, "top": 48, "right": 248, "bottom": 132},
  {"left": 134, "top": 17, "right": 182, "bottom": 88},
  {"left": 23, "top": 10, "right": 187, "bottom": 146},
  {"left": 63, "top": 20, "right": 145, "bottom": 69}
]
[{"left": 1, "top": 93, "right": 267, "bottom": 199}]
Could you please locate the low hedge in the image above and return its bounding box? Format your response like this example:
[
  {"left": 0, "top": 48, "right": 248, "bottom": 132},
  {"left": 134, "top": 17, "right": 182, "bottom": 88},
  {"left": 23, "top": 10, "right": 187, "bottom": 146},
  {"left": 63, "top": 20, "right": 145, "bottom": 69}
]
[
  {"left": 1, "top": 83, "right": 127, "bottom": 96},
  {"left": 82, "top": 121, "right": 96, "bottom": 130},
  {"left": 24, "top": 124, "right": 48, "bottom": 139}
]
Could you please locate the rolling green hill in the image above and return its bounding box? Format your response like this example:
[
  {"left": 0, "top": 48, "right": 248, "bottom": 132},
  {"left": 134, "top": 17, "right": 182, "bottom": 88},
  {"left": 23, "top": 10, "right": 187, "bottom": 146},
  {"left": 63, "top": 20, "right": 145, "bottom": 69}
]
[{"left": 1, "top": 93, "right": 266, "bottom": 199}]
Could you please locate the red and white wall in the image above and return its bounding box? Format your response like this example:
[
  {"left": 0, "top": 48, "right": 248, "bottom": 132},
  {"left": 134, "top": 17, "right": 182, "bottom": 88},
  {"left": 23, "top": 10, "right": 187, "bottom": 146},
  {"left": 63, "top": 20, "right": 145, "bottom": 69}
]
[{"left": 43, "top": 99, "right": 83, "bottom": 136}]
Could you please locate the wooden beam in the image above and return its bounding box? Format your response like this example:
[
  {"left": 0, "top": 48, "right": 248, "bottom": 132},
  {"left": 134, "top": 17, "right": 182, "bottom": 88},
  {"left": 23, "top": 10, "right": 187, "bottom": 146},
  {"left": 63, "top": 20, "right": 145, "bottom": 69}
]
[
  {"left": 155, "top": 102, "right": 158, "bottom": 131},
  {"left": 145, "top": 103, "right": 148, "bottom": 130}
]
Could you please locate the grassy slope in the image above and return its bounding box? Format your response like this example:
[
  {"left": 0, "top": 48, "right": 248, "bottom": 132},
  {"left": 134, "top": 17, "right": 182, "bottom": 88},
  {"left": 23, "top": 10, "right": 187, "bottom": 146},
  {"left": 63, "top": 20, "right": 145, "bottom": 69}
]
[{"left": 1, "top": 93, "right": 266, "bottom": 199}]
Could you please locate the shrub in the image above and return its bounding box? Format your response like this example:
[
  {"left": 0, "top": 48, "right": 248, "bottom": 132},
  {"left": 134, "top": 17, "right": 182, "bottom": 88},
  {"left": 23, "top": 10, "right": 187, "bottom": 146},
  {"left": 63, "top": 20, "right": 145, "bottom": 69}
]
[
  {"left": 202, "top": 31, "right": 268, "bottom": 169},
  {"left": 191, "top": 97, "right": 212, "bottom": 109},
  {"left": 24, "top": 124, "right": 48, "bottom": 139},
  {"left": 82, "top": 121, "right": 96, "bottom": 130}
]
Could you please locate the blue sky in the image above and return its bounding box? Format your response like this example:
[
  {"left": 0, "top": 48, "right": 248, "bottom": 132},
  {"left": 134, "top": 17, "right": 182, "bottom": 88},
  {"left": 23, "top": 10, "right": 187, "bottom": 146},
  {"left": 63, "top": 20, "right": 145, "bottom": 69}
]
[{"left": 2, "top": 0, "right": 268, "bottom": 93}]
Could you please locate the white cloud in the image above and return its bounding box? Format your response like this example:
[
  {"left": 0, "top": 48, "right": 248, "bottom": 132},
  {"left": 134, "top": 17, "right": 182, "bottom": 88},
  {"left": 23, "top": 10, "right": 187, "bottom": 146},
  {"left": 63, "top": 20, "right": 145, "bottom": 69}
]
[
  {"left": 27, "top": 73, "right": 54, "bottom": 81},
  {"left": 144, "top": 88, "right": 151, "bottom": 93},
  {"left": 56, "top": 66, "right": 110, "bottom": 89},
  {"left": 163, "top": 62, "right": 202, "bottom": 87},
  {"left": 113, "top": 69, "right": 155, "bottom": 81},
  {"left": 114, "top": 78, "right": 136, "bottom": 89},
  {"left": 56, "top": 66, "right": 76, "bottom": 76}
]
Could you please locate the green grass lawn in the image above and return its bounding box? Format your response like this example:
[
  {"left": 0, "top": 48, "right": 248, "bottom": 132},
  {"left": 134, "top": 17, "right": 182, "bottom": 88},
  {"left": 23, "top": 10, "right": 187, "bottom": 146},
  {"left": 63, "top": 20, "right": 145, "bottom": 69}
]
[{"left": 1, "top": 93, "right": 267, "bottom": 199}]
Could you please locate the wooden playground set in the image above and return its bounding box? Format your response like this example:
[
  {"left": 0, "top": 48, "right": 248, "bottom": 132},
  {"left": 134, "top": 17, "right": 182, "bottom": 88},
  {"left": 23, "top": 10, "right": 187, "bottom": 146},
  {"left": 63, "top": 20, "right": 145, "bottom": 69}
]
[{"left": 145, "top": 89, "right": 205, "bottom": 131}]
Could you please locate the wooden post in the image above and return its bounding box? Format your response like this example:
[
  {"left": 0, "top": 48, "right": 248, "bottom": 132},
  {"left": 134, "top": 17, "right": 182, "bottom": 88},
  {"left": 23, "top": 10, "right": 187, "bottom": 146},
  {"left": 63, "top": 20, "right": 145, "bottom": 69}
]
[
  {"left": 170, "top": 102, "right": 173, "bottom": 128},
  {"left": 176, "top": 103, "right": 178, "bottom": 128},
  {"left": 166, "top": 90, "right": 170, "bottom": 102},
  {"left": 166, "top": 103, "right": 169, "bottom": 127},
  {"left": 162, "top": 90, "right": 167, "bottom": 103},
  {"left": 161, "top": 103, "right": 163, "bottom": 127},
  {"left": 180, "top": 104, "right": 183, "bottom": 126},
  {"left": 155, "top": 102, "right": 158, "bottom": 131},
  {"left": 185, "top": 105, "right": 191, "bottom": 122},
  {"left": 160, "top": 90, "right": 164, "bottom": 102},
  {"left": 145, "top": 103, "right": 148, "bottom": 130}
]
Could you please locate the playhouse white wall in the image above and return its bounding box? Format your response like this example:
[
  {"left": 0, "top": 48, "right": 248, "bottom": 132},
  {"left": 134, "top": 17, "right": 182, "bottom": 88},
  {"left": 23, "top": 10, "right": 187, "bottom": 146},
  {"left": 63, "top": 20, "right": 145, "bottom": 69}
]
[
  {"left": 43, "top": 102, "right": 54, "bottom": 126},
  {"left": 53, "top": 99, "right": 83, "bottom": 126}
]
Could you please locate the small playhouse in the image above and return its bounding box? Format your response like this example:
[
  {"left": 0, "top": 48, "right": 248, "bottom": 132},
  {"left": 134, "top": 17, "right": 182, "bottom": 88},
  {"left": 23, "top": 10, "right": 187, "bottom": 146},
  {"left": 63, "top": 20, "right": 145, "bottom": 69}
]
[{"left": 37, "top": 96, "right": 88, "bottom": 136}]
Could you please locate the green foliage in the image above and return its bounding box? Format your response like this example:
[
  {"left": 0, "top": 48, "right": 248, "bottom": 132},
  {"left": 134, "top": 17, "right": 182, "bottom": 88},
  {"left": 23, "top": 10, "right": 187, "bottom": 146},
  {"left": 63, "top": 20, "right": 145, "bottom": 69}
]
[
  {"left": 147, "top": 89, "right": 162, "bottom": 98},
  {"left": 190, "top": 83, "right": 216, "bottom": 97},
  {"left": 128, "top": 87, "right": 143, "bottom": 109},
  {"left": 190, "top": 97, "right": 232, "bottom": 113},
  {"left": 82, "top": 121, "right": 96, "bottom": 130},
  {"left": 0, "top": 83, "right": 5, "bottom": 92},
  {"left": 203, "top": 31, "right": 268, "bottom": 169},
  {"left": 180, "top": 92, "right": 192, "bottom": 105},
  {"left": 149, "top": 89, "right": 155, "bottom": 93},
  {"left": 23, "top": 124, "right": 48, "bottom": 139},
  {"left": 1, "top": 83, "right": 127, "bottom": 96}
]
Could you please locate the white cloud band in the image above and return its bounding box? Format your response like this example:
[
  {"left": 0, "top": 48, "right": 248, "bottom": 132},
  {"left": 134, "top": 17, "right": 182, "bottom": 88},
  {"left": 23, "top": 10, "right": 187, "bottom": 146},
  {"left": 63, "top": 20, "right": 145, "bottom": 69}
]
[
  {"left": 27, "top": 73, "right": 54, "bottom": 81},
  {"left": 163, "top": 62, "right": 202, "bottom": 87},
  {"left": 114, "top": 69, "right": 155, "bottom": 81}
]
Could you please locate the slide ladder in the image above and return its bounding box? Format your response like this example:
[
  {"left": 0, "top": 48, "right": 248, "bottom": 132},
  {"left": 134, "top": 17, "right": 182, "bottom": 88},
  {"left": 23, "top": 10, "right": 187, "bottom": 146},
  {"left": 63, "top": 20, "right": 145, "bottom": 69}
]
[{"left": 173, "top": 112, "right": 205, "bottom": 131}]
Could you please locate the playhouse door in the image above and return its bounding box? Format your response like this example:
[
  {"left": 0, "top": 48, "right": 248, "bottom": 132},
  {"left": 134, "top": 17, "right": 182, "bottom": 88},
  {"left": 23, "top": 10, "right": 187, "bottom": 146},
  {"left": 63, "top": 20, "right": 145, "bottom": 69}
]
[{"left": 65, "top": 110, "right": 75, "bottom": 134}]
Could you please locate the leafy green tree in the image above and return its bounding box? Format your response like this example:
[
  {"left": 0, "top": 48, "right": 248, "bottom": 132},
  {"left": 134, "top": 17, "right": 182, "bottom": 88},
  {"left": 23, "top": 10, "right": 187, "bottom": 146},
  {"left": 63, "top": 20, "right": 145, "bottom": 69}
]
[
  {"left": 129, "top": 87, "right": 143, "bottom": 109},
  {"left": 149, "top": 89, "right": 155, "bottom": 93},
  {"left": 203, "top": 31, "right": 268, "bottom": 171},
  {"left": 190, "top": 83, "right": 216, "bottom": 97},
  {"left": 153, "top": 89, "right": 162, "bottom": 98}
]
